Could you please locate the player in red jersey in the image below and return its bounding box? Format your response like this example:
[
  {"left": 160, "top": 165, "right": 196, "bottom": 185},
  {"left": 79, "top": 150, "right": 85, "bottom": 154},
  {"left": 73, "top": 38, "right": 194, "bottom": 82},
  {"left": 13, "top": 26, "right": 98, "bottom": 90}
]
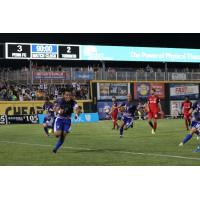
[
  {"left": 147, "top": 88, "right": 163, "bottom": 134},
  {"left": 181, "top": 96, "right": 192, "bottom": 130},
  {"left": 110, "top": 96, "right": 119, "bottom": 130}
]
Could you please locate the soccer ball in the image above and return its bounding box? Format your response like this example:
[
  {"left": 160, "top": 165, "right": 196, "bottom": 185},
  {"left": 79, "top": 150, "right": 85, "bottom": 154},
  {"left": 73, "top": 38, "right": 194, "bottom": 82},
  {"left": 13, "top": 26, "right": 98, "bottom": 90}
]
[{"left": 48, "top": 128, "right": 53, "bottom": 134}]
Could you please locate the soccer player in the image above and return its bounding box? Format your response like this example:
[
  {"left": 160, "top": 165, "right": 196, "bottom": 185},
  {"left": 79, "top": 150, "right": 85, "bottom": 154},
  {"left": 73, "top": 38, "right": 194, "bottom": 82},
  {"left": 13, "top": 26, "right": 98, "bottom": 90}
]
[
  {"left": 42, "top": 97, "right": 54, "bottom": 136},
  {"left": 181, "top": 96, "right": 192, "bottom": 130},
  {"left": 147, "top": 88, "right": 163, "bottom": 134},
  {"left": 110, "top": 96, "right": 119, "bottom": 130},
  {"left": 179, "top": 100, "right": 200, "bottom": 146},
  {"left": 53, "top": 90, "right": 80, "bottom": 153},
  {"left": 119, "top": 94, "right": 137, "bottom": 138}
]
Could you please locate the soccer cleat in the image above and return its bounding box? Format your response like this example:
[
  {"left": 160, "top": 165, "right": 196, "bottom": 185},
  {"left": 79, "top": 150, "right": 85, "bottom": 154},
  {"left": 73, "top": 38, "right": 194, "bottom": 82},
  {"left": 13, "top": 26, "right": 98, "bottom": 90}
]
[
  {"left": 197, "top": 136, "right": 200, "bottom": 140},
  {"left": 131, "top": 124, "right": 133, "bottom": 128},
  {"left": 52, "top": 149, "right": 57, "bottom": 153},
  {"left": 120, "top": 135, "right": 123, "bottom": 138},
  {"left": 151, "top": 129, "right": 155, "bottom": 134},
  {"left": 179, "top": 142, "right": 183, "bottom": 147}
]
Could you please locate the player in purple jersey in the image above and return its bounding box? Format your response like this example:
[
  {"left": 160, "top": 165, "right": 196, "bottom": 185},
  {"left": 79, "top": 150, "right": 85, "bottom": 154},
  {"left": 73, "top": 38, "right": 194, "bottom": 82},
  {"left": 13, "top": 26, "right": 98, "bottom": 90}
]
[
  {"left": 179, "top": 100, "right": 200, "bottom": 147},
  {"left": 42, "top": 97, "right": 54, "bottom": 136},
  {"left": 53, "top": 90, "right": 80, "bottom": 153},
  {"left": 118, "top": 94, "right": 137, "bottom": 138}
]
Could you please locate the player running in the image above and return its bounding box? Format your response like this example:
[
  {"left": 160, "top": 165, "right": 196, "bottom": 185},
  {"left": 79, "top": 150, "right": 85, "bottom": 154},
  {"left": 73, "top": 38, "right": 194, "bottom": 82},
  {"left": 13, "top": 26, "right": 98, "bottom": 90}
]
[
  {"left": 147, "top": 88, "right": 163, "bottom": 134},
  {"left": 181, "top": 96, "right": 192, "bottom": 130},
  {"left": 118, "top": 94, "right": 137, "bottom": 138},
  {"left": 179, "top": 100, "right": 200, "bottom": 146},
  {"left": 110, "top": 96, "right": 119, "bottom": 130},
  {"left": 53, "top": 90, "right": 80, "bottom": 153},
  {"left": 42, "top": 97, "right": 54, "bottom": 136}
]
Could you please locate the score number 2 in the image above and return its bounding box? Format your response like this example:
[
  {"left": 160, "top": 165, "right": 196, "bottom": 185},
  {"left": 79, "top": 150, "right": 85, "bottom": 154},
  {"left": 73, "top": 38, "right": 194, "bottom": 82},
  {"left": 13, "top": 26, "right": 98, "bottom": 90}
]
[{"left": 66, "top": 46, "right": 71, "bottom": 53}]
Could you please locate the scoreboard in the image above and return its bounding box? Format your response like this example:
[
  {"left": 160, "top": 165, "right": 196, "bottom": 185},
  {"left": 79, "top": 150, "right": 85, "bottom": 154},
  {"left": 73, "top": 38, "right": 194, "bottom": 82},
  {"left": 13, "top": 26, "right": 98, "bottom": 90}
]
[
  {"left": 5, "top": 43, "right": 80, "bottom": 60},
  {"left": 6, "top": 43, "right": 31, "bottom": 59}
]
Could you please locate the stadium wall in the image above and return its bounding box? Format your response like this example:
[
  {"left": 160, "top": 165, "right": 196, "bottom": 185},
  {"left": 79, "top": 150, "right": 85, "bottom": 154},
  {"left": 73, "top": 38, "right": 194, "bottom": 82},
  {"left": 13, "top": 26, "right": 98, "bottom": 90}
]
[
  {"left": 0, "top": 100, "right": 93, "bottom": 115},
  {"left": 90, "top": 80, "right": 200, "bottom": 118}
]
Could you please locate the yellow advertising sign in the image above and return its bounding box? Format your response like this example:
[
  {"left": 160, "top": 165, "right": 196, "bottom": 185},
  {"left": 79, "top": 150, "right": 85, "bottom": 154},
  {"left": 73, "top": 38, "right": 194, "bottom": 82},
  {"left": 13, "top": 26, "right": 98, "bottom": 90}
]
[{"left": 0, "top": 101, "right": 84, "bottom": 115}]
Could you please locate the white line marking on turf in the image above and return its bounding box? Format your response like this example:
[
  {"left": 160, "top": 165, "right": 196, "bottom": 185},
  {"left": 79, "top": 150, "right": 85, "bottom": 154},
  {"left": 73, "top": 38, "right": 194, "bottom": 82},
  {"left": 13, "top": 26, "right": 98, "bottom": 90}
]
[{"left": 0, "top": 140, "right": 200, "bottom": 162}]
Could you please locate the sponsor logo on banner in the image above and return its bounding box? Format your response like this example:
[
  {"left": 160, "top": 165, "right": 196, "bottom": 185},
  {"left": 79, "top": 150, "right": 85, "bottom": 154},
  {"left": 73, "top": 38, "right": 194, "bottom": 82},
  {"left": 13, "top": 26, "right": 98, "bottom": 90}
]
[
  {"left": 150, "top": 83, "right": 165, "bottom": 99},
  {"left": 172, "top": 73, "right": 186, "bottom": 80},
  {"left": 134, "top": 83, "right": 150, "bottom": 99},
  {"left": 0, "top": 115, "right": 38, "bottom": 124},
  {"left": 71, "top": 113, "right": 99, "bottom": 123},
  {"left": 134, "top": 82, "right": 165, "bottom": 99},
  {"left": 170, "top": 84, "right": 199, "bottom": 99},
  {"left": 0, "top": 115, "right": 7, "bottom": 125},
  {"left": 33, "top": 71, "right": 70, "bottom": 80},
  {"left": 85, "top": 114, "right": 91, "bottom": 122},
  {"left": 74, "top": 71, "right": 93, "bottom": 80},
  {"left": 97, "top": 83, "right": 130, "bottom": 100},
  {"left": 0, "top": 101, "right": 84, "bottom": 115},
  {"left": 38, "top": 113, "right": 99, "bottom": 124}
]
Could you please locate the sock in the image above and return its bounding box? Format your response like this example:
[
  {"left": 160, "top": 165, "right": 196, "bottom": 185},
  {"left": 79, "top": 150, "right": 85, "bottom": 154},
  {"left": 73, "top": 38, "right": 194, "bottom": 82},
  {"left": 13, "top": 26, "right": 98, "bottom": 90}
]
[
  {"left": 44, "top": 127, "right": 49, "bottom": 135},
  {"left": 182, "top": 133, "right": 193, "bottom": 144},
  {"left": 153, "top": 122, "right": 157, "bottom": 130},
  {"left": 185, "top": 120, "right": 189, "bottom": 130},
  {"left": 113, "top": 121, "right": 116, "bottom": 129},
  {"left": 116, "top": 122, "right": 119, "bottom": 128},
  {"left": 54, "top": 136, "right": 64, "bottom": 151},
  {"left": 188, "top": 119, "right": 191, "bottom": 127},
  {"left": 149, "top": 121, "right": 154, "bottom": 128},
  {"left": 120, "top": 126, "right": 124, "bottom": 136}
]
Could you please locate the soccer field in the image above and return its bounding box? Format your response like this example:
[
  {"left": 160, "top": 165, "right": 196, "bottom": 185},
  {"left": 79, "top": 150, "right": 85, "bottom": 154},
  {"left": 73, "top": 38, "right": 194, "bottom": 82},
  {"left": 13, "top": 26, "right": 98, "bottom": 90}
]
[{"left": 0, "top": 119, "right": 200, "bottom": 166}]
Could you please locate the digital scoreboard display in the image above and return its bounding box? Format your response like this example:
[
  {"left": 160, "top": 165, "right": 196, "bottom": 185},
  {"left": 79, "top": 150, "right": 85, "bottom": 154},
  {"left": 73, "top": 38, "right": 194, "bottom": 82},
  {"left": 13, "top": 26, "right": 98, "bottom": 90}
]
[
  {"left": 6, "top": 43, "right": 200, "bottom": 63},
  {"left": 6, "top": 43, "right": 31, "bottom": 59},
  {"left": 31, "top": 44, "right": 58, "bottom": 59},
  {"left": 5, "top": 43, "right": 80, "bottom": 60},
  {"left": 58, "top": 45, "right": 80, "bottom": 59}
]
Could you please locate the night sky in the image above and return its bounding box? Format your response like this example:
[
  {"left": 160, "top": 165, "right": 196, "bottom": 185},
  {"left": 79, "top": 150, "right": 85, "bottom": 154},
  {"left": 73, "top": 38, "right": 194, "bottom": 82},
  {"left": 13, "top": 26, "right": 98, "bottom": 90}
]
[{"left": 0, "top": 33, "right": 200, "bottom": 48}]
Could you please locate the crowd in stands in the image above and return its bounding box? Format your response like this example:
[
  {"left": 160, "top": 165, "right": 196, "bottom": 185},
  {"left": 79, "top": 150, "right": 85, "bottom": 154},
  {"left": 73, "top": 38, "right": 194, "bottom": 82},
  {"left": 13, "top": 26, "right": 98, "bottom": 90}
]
[{"left": 0, "top": 80, "right": 89, "bottom": 101}]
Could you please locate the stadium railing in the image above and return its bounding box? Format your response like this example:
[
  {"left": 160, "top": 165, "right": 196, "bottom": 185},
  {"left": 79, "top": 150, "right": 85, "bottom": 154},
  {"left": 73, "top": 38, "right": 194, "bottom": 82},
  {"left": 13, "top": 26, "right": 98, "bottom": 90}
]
[{"left": 2, "top": 69, "right": 200, "bottom": 83}]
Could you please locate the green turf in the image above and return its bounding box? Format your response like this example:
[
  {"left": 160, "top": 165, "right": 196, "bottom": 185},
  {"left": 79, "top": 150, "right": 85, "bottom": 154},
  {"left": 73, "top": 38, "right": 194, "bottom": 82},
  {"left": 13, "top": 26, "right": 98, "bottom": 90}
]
[{"left": 0, "top": 119, "right": 200, "bottom": 166}]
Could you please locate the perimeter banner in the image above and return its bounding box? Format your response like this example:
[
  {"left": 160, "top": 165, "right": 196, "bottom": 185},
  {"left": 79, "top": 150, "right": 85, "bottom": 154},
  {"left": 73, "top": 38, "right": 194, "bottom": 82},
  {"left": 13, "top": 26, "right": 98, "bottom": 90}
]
[
  {"left": 0, "top": 101, "right": 84, "bottom": 115},
  {"left": 134, "top": 82, "right": 165, "bottom": 99},
  {"left": 169, "top": 84, "right": 199, "bottom": 100},
  {"left": 97, "top": 82, "right": 130, "bottom": 100}
]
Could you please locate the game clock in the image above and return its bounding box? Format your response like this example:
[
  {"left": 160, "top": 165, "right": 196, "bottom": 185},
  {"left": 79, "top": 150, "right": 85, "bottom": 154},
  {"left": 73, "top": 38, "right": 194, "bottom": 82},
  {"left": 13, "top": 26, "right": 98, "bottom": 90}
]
[{"left": 31, "top": 44, "right": 58, "bottom": 59}]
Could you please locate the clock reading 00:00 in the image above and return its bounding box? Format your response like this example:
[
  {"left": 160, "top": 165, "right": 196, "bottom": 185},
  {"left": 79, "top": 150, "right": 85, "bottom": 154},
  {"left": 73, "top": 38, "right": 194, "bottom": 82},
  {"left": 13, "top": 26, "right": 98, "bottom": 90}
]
[{"left": 35, "top": 45, "right": 54, "bottom": 53}]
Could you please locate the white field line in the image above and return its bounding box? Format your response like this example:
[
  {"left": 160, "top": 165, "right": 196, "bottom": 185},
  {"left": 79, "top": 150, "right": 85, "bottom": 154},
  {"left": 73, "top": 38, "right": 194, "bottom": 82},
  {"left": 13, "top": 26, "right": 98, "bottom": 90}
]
[{"left": 0, "top": 140, "right": 200, "bottom": 162}]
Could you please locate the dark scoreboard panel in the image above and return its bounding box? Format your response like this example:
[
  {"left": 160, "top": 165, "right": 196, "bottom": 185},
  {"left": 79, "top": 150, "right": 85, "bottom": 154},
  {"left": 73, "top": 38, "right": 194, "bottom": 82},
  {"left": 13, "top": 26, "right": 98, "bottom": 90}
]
[
  {"left": 5, "top": 43, "right": 80, "bottom": 60},
  {"left": 6, "top": 43, "right": 31, "bottom": 59},
  {"left": 58, "top": 45, "right": 80, "bottom": 59},
  {"left": 0, "top": 44, "right": 4, "bottom": 58}
]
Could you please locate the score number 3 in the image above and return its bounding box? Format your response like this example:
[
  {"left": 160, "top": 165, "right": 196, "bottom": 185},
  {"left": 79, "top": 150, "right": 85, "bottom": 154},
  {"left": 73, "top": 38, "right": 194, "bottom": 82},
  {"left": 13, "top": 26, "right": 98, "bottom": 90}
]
[{"left": 17, "top": 45, "right": 22, "bottom": 52}]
